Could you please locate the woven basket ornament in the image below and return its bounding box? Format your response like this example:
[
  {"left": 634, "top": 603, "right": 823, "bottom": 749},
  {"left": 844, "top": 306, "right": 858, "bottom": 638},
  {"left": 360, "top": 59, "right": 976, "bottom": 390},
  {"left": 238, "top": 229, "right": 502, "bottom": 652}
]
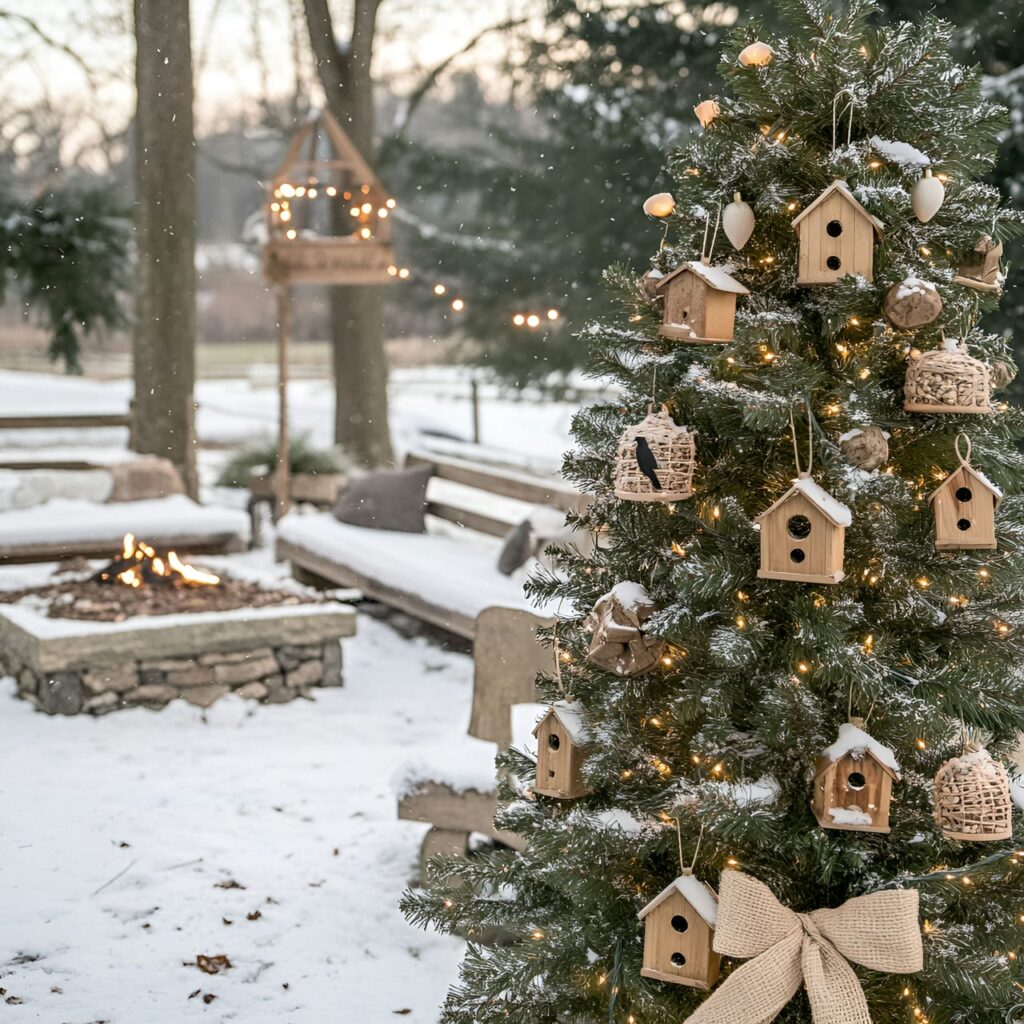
[
  {"left": 585, "top": 582, "right": 665, "bottom": 677},
  {"left": 904, "top": 337, "right": 992, "bottom": 414},
  {"left": 614, "top": 404, "right": 696, "bottom": 503},
  {"left": 682, "top": 870, "right": 923, "bottom": 1024},
  {"left": 933, "top": 744, "right": 1013, "bottom": 842}
]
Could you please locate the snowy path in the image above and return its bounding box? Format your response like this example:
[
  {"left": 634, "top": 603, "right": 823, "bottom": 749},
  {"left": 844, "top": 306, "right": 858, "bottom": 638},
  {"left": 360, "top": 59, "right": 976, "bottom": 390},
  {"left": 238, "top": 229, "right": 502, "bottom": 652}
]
[{"left": 0, "top": 616, "right": 471, "bottom": 1023}]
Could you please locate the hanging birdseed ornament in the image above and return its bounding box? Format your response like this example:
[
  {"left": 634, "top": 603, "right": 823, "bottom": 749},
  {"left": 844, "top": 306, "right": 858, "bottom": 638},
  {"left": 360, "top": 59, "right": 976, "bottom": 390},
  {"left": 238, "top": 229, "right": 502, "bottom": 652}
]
[
  {"left": 839, "top": 426, "right": 889, "bottom": 471},
  {"left": 904, "top": 336, "right": 992, "bottom": 414},
  {"left": 614, "top": 404, "right": 696, "bottom": 503},
  {"left": 883, "top": 277, "right": 943, "bottom": 330},
  {"left": 585, "top": 581, "right": 665, "bottom": 677},
  {"left": 934, "top": 741, "right": 1013, "bottom": 842}
]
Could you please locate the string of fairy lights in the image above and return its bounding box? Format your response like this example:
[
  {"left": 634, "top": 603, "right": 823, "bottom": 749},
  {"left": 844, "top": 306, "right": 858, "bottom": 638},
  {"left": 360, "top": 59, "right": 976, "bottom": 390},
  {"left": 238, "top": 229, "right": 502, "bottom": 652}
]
[{"left": 268, "top": 178, "right": 562, "bottom": 328}]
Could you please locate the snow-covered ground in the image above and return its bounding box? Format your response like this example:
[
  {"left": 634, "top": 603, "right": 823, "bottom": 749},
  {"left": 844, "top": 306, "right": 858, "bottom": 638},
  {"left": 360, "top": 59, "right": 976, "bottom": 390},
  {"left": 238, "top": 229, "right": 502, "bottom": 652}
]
[
  {"left": 1, "top": 603, "right": 473, "bottom": 1022},
  {"left": 0, "top": 367, "right": 585, "bottom": 472}
]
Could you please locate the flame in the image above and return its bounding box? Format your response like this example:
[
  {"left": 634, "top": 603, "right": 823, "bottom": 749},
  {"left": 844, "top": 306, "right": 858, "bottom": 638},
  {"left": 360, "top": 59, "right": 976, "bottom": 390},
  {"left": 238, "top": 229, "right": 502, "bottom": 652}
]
[{"left": 109, "top": 534, "right": 220, "bottom": 588}]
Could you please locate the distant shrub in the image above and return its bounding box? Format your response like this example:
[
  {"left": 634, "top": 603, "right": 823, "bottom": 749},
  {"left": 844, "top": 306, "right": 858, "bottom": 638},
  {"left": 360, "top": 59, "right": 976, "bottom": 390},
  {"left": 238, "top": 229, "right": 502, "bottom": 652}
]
[{"left": 217, "top": 437, "right": 348, "bottom": 488}]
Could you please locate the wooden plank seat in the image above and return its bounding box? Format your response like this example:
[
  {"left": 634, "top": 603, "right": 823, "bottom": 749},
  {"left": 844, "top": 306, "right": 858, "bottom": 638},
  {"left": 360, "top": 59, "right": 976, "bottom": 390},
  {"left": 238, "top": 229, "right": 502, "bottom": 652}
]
[{"left": 0, "top": 495, "right": 249, "bottom": 564}]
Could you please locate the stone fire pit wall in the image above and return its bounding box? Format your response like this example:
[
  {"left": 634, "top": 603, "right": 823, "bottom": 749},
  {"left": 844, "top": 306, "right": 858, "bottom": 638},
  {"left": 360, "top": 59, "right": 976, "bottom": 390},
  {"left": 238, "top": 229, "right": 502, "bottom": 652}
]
[{"left": 0, "top": 603, "right": 357, "bottom": 716}]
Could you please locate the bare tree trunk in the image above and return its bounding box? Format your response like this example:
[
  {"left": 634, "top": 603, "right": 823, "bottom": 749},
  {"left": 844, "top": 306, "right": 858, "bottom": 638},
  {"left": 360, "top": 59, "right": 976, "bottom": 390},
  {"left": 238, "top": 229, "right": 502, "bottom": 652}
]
[
  {"left": 132, "top": 0, "right": 198, "bottom": 496},
  {"left": 303, "top": 0, "right": 394, "bottom": 467}
]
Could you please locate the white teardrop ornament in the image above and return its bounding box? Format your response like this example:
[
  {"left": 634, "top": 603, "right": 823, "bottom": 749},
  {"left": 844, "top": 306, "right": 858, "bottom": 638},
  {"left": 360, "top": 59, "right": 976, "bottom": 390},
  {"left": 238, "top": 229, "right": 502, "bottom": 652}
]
[
  {"left": 911, "top": 169, "right": 944, "bottom": 224},
  {"left": 723, "top": 192, "right": 755, "bottom": 250}
]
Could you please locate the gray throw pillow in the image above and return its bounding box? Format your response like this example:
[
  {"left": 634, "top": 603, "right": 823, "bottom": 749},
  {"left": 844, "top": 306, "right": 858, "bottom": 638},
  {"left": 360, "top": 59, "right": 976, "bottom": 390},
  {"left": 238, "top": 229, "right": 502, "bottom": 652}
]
[
  {"left": 497, "top": 518, "right": 533, "bottom": 576},
  {"left": 333, "top": 463, "right": 433, "bottom": 533}
]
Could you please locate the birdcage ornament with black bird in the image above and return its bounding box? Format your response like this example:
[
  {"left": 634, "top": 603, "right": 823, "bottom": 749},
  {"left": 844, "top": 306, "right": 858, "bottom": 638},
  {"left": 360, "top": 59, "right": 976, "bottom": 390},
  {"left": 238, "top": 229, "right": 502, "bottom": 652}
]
[{"left": 613, "top": 404, "right": 696, "bottom": 504}]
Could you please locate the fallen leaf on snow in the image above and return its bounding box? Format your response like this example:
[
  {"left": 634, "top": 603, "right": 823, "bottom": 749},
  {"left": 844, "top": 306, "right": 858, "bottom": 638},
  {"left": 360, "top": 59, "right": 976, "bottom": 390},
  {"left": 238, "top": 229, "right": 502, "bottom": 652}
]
[
  {"left": 246, "top": 910, "right": 262, "bottom": 921},
  {"left": 188, "top": 954, "right": 233, "bottom": 975},
  {"left": 214, "top": 879, "right": 245, "bottom": 890}
]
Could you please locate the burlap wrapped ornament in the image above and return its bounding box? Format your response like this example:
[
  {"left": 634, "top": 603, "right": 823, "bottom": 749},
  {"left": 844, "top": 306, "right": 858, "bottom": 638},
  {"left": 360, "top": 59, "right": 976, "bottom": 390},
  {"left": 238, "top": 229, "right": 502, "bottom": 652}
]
[
  {"left": 683, "top": 871, "right": 923, "bottom": 1024},
  {"left": 839, "top": 427, "right": 889, "bottom": 471},
  {"left": 585, "top": 581, "right": 665, "bottom": 677},
  {"left": 990, "top": 359, "right": 1017, "bottom": 391},
  {"left": 933, "top": 744, "right": 1013, "bottom": 842},
  {"left": 883, "top": 277, "right": 942, "bottom": 330}
]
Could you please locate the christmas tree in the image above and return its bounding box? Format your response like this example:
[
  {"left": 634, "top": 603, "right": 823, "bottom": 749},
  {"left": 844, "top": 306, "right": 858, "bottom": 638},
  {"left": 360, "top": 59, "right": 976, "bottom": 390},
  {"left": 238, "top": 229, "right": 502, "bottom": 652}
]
[{"left": 402, "top": 2, "right": 1024, "bottom": 1021}]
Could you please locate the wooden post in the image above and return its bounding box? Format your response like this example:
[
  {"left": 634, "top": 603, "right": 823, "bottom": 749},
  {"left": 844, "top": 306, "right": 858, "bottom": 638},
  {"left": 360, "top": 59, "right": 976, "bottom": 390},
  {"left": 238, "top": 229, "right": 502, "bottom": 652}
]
[
  {"left": 471, "top": 377, "right": 481, "bottom": 445},
  {"left": 275, "top": 283, "right": 292, "bottom": 521}
]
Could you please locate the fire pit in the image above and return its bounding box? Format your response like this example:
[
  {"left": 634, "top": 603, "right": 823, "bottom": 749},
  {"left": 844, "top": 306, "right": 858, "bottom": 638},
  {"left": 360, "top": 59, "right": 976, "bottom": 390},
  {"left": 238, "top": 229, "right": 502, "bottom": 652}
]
[{"left": 0, "top": 536, "right": 357, "bottom": 715}]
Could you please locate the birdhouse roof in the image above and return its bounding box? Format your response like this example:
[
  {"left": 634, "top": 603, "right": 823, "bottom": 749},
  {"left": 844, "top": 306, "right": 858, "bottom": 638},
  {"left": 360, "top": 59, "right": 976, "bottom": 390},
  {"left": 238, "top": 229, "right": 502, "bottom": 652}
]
[
  {"left": 754, "top": 474, "right": 852, "bottom": 528},
  {"left": 791, "top": 180, "right": 884, "bottom": 238},
  {"left": 928, "top": 462, "right": 1003, "bottom": 506},
  {"left": 533, "top": 700, "right": 591, "bottom": 745},
  {"left": 655, "top": 260, "right": 750, "bottom": 295},
  {"left": 815, "top": 721, "right": 901, "bottom": 780},
  {"left": 637, "top": 873, "right": 719, "bottom": 927}
]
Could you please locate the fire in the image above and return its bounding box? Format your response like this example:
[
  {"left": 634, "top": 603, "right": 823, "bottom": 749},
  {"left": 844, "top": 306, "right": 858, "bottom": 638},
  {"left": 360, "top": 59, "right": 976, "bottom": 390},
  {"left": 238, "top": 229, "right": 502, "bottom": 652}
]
[{"left": 95, "top": 534, "right": 220, "bottom": 589}]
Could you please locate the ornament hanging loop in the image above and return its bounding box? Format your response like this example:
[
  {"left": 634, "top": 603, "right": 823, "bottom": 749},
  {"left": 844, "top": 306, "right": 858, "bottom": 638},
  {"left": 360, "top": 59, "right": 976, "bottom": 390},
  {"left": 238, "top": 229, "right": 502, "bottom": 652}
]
[
  {"left": 831, "top": 89, "right": 856, "bottom": 152},
  {"left": 700, "top": 202, "right": 722, "bottom": 263},
  {"left": 954, "top": 431, "right": 972, "bottom": 467},
  {"left": 789, "top": 400, "right": 814, "bottom": 476}
]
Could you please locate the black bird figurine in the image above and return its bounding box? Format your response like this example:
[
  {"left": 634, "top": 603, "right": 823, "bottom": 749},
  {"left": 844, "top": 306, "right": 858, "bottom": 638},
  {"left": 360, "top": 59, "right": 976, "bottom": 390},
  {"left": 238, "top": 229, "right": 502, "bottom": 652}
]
[{"left": 634, "top": 436, "right": 662, "bottom": 491}]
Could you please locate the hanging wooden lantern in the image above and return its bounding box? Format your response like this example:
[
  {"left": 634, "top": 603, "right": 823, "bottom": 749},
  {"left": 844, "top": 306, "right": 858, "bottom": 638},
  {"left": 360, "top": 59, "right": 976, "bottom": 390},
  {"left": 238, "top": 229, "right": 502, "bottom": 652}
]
[
  {"left": 263, "top": 109, "right": 397, "bottom": 286},
  {"left": 933, "top": 744, "right": 1013, "bottom": 842},
  {"left": 654, "top": 260, "right": 749, "bottom": 343},
  {"left": 533, "top": 701, "right": 590, "bottom": 799},
  {"left": 928, "top": 434, "right": 1001, "bottom": 550},
  {"left": 954, "top": 235, "right": 1004, "bottom": 294},
  {"left": 811, "top": 718, "right": 901, "bottom": 834},
  {"left": 614, "top": 404, "right": 696, "bottom": 503},
  {"left": 904, "top": 337, "right": 992, "bottom": 415},
  {"left": 755, "top": 473, "right": 851, "bottom": 585},
  {"left": 638, "top": 871, "right": 721, "bottom": 989},
  {"left": 791, "top": 180, "right": 883, "bottom": 286},
  {"left": 585, "top": 582, "right": 664, "bottom": 677}
]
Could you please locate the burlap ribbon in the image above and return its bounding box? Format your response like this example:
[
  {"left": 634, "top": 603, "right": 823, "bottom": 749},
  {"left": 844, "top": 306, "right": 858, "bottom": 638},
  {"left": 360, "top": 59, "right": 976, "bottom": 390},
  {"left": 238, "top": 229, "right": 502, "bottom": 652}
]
[
  {"left": 684, "top": 871, "right": 923, "bottom": 1024},
  {"left": 585, "top": 587, "right": 664, "bottom": 677}
]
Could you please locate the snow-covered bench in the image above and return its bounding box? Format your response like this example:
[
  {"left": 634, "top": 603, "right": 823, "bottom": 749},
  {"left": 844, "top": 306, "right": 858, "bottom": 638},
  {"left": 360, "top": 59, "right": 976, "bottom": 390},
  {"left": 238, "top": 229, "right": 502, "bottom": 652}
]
[
  {"left": 0, "top": 495, "right": 249, "bottom": 564},
  {"left": 275, "top": 450, "right": 583, "bottom": 640}
]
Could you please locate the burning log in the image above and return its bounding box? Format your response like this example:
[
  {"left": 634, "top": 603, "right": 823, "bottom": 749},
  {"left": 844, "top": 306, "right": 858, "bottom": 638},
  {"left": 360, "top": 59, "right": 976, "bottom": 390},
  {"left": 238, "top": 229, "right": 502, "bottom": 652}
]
[{"left": 92, "top": 534, "right": 220, "bottom": 589}]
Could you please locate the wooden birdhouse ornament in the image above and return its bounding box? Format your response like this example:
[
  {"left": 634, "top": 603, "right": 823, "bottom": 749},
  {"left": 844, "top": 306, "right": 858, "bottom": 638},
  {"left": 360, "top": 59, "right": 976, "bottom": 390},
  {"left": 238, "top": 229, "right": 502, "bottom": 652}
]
[
  {"left": 954, "top": 235, "right": 1004, "bottom": 294},
  {"left": 811, "top": 718, "right": 901, "bottom": 834},
  {"left": 933, "top": 742, "right": 1013, "bottom": 842},
  {"left": 638, "top": 871, "right": 721, "bottom": 989},
  {"left": 533, "top": 701, "right": 590, "bottom": 799},
  {"left": 755, "top": 473, "right": 851, "bottom": 585},
  {"left": 614, "top": 404, "right": 696, "bottom": 503},
  {"left": 929, "top": 434, "right": 1001, "bottom": 550},
  {"left": 654, "top": 260, "right": 749, "bottom": 343},
  {"left": 791, "top": 180, "right": 883, "bottom": 286}
]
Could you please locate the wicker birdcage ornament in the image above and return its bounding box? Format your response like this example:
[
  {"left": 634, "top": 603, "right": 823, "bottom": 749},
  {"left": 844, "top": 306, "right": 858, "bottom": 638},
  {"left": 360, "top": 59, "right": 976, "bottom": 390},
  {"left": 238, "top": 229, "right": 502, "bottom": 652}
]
[
  {"left": 614, "top": 404, "right": 696, "bottom": 503},
  {"left": 585, "top": 581, "right": 665, "bottom": 677},
  {"left": 933, "top": 743, "right": 1013, "bottom": 842},
  {"left": 904, "top": 337, "right": 992, "bottom": 415}
]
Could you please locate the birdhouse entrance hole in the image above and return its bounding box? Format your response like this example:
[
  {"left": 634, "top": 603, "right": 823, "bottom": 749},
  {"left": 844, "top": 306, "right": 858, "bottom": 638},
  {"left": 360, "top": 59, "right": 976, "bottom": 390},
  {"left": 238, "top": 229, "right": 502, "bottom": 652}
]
[
  {"left": 826, "top": 255, "right": 842, "bottom": 270},
  {"left": 847, "top": 771, "right": 866, "bottom": 791},
  {"left": 787, "top": 515, "right": 812, "bottom": 539},
  {"left": 957, "top": 518, "right": 972, "bottom": 531},
  {"left": 671, "top": 915, "right": 689, "bottom": 933},
  {"left": 548, "top": 734, "right": 560, "bottom": 750},
  {"left": 790, "top": 548, "right": 806, "bottom": 563},
  {"left": 955, "top": 487, "right": 973, "bottom": 502},
  {"left": 826, "top": 220, "right": 843, "bottom": 237},
  {"left": 670, "top": 952, "right": 687, "bottom": 966}
]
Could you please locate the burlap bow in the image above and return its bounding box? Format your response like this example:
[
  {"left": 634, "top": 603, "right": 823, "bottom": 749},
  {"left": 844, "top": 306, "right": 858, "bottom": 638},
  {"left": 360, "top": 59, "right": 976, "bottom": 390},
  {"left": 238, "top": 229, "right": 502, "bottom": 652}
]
[{"left": 683, "top": 870, "right": 923, "bottom": 1024}]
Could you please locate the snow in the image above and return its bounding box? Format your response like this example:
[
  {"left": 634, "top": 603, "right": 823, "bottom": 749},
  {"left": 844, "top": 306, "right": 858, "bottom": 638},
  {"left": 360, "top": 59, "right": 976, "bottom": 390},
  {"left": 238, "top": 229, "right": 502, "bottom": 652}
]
[
  {"left": 539, "top": 700, "right": 591, "bottom": 744},
  {"left": 638, "top": 873, "right": 718, "bottom": 927},
  {"left": 830, "top": 807, "right": 873, "bottom": 825},
  {"left": 0, "top": 610, "right": 470, "bottom": 1021},
  {"left": 838, "top": 428, "right": 890, "bottom": 443},
  {"left": 792, "top": 475, "right": 853, "bottom": 527},
  {"left": 868, "top": 136, "right": 931, "bottom": 168},
  {"left": 894, "top": 277, "right": 938, "bottom": 301},
  {"left": 603, "top": 580, "right": 652, "bottom": 613},
  {"left": 393, "top": 736, "right": 500, "bottom": 798},
  {"left": 823, "top": 722, "right": 901, "bottom": 775},
  {"left": 510, "top": 703, "right": 547, "bottom": 759},
  {"left": 0, "top": 495, "right": 249, "bottom": 551}
]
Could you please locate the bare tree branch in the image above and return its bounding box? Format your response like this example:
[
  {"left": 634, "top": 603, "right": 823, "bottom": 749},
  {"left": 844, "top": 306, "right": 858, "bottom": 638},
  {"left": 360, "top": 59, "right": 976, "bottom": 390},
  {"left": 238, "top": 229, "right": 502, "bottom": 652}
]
[{"left": 0, "top": 10, "right": 95, "bottom": 81}]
